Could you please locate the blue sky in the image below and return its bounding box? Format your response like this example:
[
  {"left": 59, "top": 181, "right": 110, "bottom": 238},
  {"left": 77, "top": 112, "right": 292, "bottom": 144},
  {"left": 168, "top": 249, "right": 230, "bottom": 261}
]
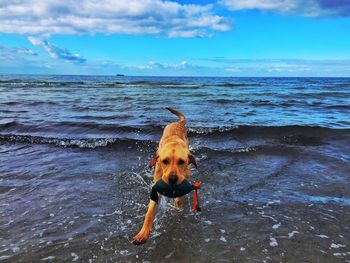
[{"left": 0, "top": 0, "right": 350, "bottom": 76}]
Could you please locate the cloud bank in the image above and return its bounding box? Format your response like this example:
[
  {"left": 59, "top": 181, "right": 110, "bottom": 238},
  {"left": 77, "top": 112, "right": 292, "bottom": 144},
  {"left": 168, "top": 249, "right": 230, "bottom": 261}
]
[
  {"left": 222, "top": 0, "right": 350, "bottom": 16},
  {"left": 0, "top": 0, "right": 348, "bottom": 40},
  {"left": 0, "top": 0, "right": 230, "bottom": 37},
  {"left": 132, "top": 60, "right": 199, "bottom": 70},
  {"left": 0, "top": 46, "right": 38, "bottom": 59},
  {"left": 206, "top": 57, "right": 350, "bottom": 76}
]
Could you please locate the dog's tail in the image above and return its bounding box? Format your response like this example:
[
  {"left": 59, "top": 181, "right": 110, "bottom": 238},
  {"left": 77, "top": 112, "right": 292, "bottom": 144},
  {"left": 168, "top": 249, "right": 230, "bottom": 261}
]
[{"left": 166, "top": 107, "right": 186, "bottom": 124}]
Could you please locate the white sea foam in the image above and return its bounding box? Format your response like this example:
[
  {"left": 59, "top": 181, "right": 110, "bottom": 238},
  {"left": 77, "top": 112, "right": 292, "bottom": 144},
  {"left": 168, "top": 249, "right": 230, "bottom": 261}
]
[
  {"left": 288, "top": 231, "right": 299, "bottom": 238},
  {"left": 330, "top": 243, "right": 346, "bottom": 249},
  {"left": 333, "top": 252, "right": 350, "bottom": 257},
  {"left": 119, "top": 250, "right": 129, "bottom": 256},
  {"left": 165, "top": 251, "right": 174, "bottom": 259},
  {"left": 41, "top": 256, "right": 55, "bottom": 261},
  {"left": 220, "top": 236, "right": 227, "bottom": 242},
  {"left": 71, "top": 253, "right": 79, "bottom": 261},
  {"left": 204, "top": 220, "right": 212, "bottom": 225},
  {"left": 269, "top": 237, "right": 278, "bottom": 247},
  {"left": 261, "top": 214, "right": 278, "bottom": 223},
  {"left": 4, "top": 220, "right": 14, "bottom": 226},
  {"left": 272, "top": 223, "right": 281, "bottom": 229}
]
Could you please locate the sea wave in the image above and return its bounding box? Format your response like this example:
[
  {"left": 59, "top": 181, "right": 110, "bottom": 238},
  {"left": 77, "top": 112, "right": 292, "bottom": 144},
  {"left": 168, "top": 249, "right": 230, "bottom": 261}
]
[
  {"left": 0, "top": 133, "right": 277, "bottom": 154},
  {"left": 205, "top": 83, "right": 263, "bottom": 87},
  {"left": 0, "top": 134, "right": 155, "bottom": 149},
  {"left": 1, "top": 125, "right": 349, "bottom": 149},
  {"left": 188, "top": 125, "right": 350, "bottom": 137},
  {"left": 0, "top": 79, "right": 85, "bottom": 86},
  {"left": 1, "top": 120, "right": 349, "bottom": 138},
  {"left": 0, "top": 120, "right": 148, "bottom": 134},
  {"left": 0, "top": 79, "right": 266, "bottom": 89},
  {"left": 0, "top": 79, "right": 204, "bottom": 89}
]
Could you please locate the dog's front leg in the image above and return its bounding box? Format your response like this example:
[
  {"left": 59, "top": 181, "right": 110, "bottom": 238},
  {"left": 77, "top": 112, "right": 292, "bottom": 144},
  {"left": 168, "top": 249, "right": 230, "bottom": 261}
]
[{"left": 132, "top": 197, "right": 160, "bottom": 245}]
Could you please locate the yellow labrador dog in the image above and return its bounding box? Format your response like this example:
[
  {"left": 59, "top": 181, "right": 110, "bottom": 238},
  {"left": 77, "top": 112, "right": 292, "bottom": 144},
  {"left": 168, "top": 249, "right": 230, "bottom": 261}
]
[{"left": 132, "top": 108, "right": 197, "bottom": 245}]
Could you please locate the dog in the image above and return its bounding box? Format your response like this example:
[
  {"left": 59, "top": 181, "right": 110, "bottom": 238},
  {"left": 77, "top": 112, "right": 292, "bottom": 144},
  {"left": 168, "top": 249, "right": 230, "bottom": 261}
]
[{"left": 132, "top": 108, "right": 197, "bottom": 245}]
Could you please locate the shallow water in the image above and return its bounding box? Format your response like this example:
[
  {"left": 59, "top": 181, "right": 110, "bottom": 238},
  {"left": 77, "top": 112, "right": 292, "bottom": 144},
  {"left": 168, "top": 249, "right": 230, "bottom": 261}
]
[{"left": 1, "top": 75, "right": 350, "bottom": 262}]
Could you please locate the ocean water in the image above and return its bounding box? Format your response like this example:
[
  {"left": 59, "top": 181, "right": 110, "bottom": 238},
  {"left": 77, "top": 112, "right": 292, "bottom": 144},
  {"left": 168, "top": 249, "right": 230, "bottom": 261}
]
[{"left": 0, "top": 75, "right": 350, "bottom": 262}]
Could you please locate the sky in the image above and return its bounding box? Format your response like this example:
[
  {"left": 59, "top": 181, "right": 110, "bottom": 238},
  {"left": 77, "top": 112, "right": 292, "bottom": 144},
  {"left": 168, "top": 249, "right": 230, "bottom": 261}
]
[{"left": 0, "top": 0, "right": 350, "bottom": 76}]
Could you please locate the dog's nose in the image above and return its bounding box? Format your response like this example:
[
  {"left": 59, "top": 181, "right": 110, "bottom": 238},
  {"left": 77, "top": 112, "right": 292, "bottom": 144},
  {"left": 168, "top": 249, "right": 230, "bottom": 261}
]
[{"left": 168, "top": 173, "right": 178, "bottom": 185}]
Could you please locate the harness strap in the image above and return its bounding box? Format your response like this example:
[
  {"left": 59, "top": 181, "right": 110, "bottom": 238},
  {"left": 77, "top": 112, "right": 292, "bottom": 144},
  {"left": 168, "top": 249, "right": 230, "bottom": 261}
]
[{"left": 192, "top": 182, "right": 201, "bottom": 212}]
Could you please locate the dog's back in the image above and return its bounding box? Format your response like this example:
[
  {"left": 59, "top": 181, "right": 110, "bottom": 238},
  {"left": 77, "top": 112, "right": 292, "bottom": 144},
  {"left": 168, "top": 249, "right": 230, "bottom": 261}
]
[{"left": 160, "top": 108, "right": 188, "bottom": 146}]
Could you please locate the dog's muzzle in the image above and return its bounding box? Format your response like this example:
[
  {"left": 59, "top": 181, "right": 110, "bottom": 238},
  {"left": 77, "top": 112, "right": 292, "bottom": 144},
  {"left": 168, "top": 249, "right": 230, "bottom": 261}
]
[{"left": 168, "top": 173, "right": 178, "bottom": 185}]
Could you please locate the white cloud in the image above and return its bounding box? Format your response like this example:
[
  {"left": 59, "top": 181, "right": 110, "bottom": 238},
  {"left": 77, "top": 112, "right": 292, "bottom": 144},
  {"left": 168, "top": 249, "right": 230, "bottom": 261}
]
[
  {"left": 0, "top": 0, "right": 231, "bottom": 37},
  {"left": 266, "top": 64, "right": 312, "bottom": 72},
  {"left": 0, "top": 45, "right": 38, "bottom": 58},
  {"left": 222, "top": 0, "right": 297, "bottom": 12},
  {"left": 28, "top": 37, "right": 86, "bottom": 63},
  {"left": 130, "top": 60, "right": 199, "bottom": 70},
  {"left": 221, "top": 0, "right": 341, "bottom": 17},
  {"left": 225, "top": 67, "right": 240, "bottom": 72},
  {"left": 200, "top": 57, "right": 350, "bottom": 76}
]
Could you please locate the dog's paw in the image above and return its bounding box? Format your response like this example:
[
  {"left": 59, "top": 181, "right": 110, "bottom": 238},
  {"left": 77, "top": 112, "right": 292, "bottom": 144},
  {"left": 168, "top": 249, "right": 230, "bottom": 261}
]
[{"left": 132, "top": 230, "right": 149, "bottom": 245}]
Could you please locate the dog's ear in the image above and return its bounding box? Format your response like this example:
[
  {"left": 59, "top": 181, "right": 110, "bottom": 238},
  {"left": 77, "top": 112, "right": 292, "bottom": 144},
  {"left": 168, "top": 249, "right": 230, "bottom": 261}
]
[
  {"left": 188, "top": 153, "right": 198, "bottom": 169},
  {"left": 149, "top": 153, "right": 158, "bottom": 169}
]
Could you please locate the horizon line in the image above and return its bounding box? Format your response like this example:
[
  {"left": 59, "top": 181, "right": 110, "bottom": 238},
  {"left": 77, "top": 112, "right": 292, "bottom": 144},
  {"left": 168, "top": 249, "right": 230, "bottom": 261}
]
[{"left": 1, "top": 73, "right": 350, "bottom": 78}]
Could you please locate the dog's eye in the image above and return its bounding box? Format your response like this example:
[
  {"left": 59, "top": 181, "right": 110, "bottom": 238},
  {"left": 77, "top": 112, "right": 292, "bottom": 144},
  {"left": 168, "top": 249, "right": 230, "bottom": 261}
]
[
  {"left": 178, "top": 159, "right": 185, "bottom": 165},
  {"left": 162, "top": 159, "right": 169, "bottom": 165}
]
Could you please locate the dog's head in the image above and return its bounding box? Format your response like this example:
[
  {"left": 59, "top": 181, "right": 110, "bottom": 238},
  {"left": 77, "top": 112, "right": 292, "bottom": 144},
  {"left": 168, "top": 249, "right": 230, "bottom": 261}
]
[{"left": 149, "top": 142, "right": 197, "bottom": 185}]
